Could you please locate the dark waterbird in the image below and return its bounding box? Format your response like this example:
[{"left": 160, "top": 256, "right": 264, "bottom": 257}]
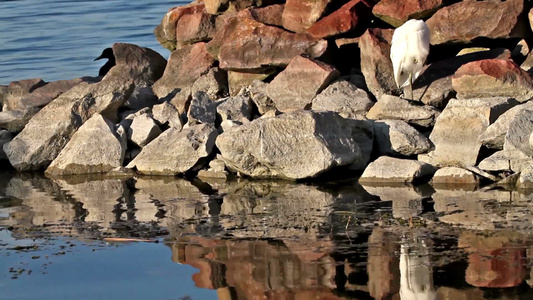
[{"left": 94, "top": 47, "right": 116, "bottom": 77}]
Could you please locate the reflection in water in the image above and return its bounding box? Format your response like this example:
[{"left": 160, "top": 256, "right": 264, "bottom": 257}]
[{"left": 1, "top": 173, "right": 533, "bottom": 299}]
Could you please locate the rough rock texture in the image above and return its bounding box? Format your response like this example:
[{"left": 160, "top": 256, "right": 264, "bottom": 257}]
[
  {"left": 237, "top": 4, "right": 284, "bottom": 27},
  {"left": 366, "top": 94, "right": 440, "bottom": 127},
  {"left": 104, "top": 43, "right": 167, "bottom": 86},
  {"left": 373, "top": 0, "right": 443, "bottom": 28},
  {"left": 0, "top": 108, "right": 41, "bottom": 133},
  {"left": 128, "top": 113, "right": 162, "bottom": 147},
  {"left": 0, "top": 130, "right": 12, "bottom": 160},
  {"left": 248, "top": 80, "right": 276, "bottom": 115},
  {"left": 373, "top": 120, "right": 431, "bottom": 156},
  {"left": 266, "top": 56, "right": 339, "bottom": 112},
  {"left": 478, "top": 151, "right": 513, "bottom": 172},
  {"left": 359, "top": 156, "right": 436, "bottom": 183},
  {"left": 190, "top": 67, "right": 228, "bottom": 100},
  {"left": 227, "top": 69, "right": 275, "bottom": 96},
  {"left": 206, "top": 16, "right": 328, "bottom": 70},
  {"left": 419, "top": 97, "right": 517, "bottom": 168},
  {"left": 518, "top": 166, "right": 533, "bottom": 189},
  {"left": 426, "top": 0, "right": 528, "bottom": 45},
  {"left": 154, "top": 2, "right": 206, "bottom": 51},
  {"left": 502, "top": 109, "right": 533, "bottom": 172},
  {"left": 2, "top": 78, "right": 46, "bottom": 110},
  {"left": 153, "top": 42, "right": 216, "bottom": 98},
  {"left": 480, "top": 101, "right": 533, "bottom": 150},
  {"left": 175, "top": 10, "right": 216, "bottom": 47},
  {"left": 152, "top": 102, "right": 183, "bottom": 129},
  {"left": 12, "top": 78, "right": 85, "bottom": 111},
  {"left": 204, "top": 0, "right": 282, "bottom": 14},
  {"left": 127, "top": 124, "right": 218, "bottom": 175},
  {"left": 307, "top": 0, "right": 373, "bottom": 39},
  {"left": 312, "top": 80, "right": 374, "bottom": 119},
  {"left": 359, "top": 28, "right": 398, "bottom": 97},
  {"left": 188, "top": 92, "right": 217, "bottom": 126},
  {"left": 216, "top": 110, "right": 366, "bottom": 179},
  {"left": 281, "top": 0, "right": 330, "bottom": 33},
  {"left": 123, "top": 86, "right": 158, "bottom": 111},
  {"left": 452, "top": 59, "right": 533, "bottom": 102},
  {"left": 3, "top": 79, "right": 134, "bottom": 171},
  {"left": 217, "top": 94, "right": 253, "bottom": 122},
  {"left": 431, "top": 167, "right": 478, "bottom": 185},
  {"left": 197, "top": 155, "right": 228, "bottom": 179},
  {"left": 45, "top": 114, "right": 125, "bottom": 175}
]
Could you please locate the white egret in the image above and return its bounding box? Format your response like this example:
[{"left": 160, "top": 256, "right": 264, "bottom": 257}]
[{"left": 390, "top": 19, "right": 430, "bottom": 100}]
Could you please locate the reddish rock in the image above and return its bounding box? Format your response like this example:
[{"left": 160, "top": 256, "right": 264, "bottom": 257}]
[
  {"left": 307, "top": 0, "right": 373, "bottom": 39},
  {"left": 373, "top": 0, "right": 443, "bottom": 28},
  {"left": 452, "top": 59, "right": 533, "bottom": 102},
  {"left": 153, "top": 43, "right": 216, "bottom": 98},
  {"left": 426, "top": 0, "right": 528, "bottom": 45},
  {"left": 154, "top": 1, "right": 206, "bottom": 51},
  {"left": 176, "top": 11, "right": 216, "bottom": 47},
  {"left": 359, "top": 28, "right": 398, "bottom": 97},
  {"left": 266, "top": 56, "right": 339, "bottom": 112},
  {"left": 281, "top": 0, "right": 330, "bottom": 33},
  {"left": 207, "top": 16, "right": 328, "bottom": 71},
  {"left": 205, "top": 0, "right": 282, "bottom": 14},
  {"left": 237, "top": 4, "right": 284, "bottom": 27}
]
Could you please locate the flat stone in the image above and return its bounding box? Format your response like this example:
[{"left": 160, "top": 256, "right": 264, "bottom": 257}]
[
  {"left": 366, "top": 94, "right": 440, "bottom": 127},
  {"left": 359, "top": 156, "right": 436, "bottom": 183},
  {"left": 266, "top": 56, "right": 339, "bottom": 112},
  {"left": 45, "top": 114, "right": 125, "bottom": 175},
  {"left": 480, "top": 101, "right": 533, "bottom": 150},
  {"left": 373, "top": 0, "right": 443, "bottom": 28},
  {"left": 307, "top": 0, "right": 373, "bottom": 39},
  {"left": 419, "top": 97, "right": 517, "bottom": 168},
  {"left": 373, "top": 120, "right": 431, "bottom": 156},
  {"left": 281, "top": 0, "right": 330, "bottom": 33},
  {"left": 312, "top": 80, "right": 374, "bottom": 119},
  {"left": 154, "top": 2, "right": 206, "bottom": 51},
  {"left": 431, "top": 167, "right": 478, "bottom": 185},
  {"left": 227, "top": 69, "right": 275, "bottom": 96},
  {"left": 128, "top": 113, "right": 162, "bottom": 147},
  {"left": 187, "top": 91, "right": 217, "bottom": 126},
  {"left": 127, "top": 124, "right": 218, "bottom": 175},
  {"left": 216, "top": 94, "right": 253, "bottom": 122}
]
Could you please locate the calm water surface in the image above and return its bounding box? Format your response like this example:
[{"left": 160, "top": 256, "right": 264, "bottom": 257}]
[{"left": 2, "top": 1, "right": 533, "bottom": 300}]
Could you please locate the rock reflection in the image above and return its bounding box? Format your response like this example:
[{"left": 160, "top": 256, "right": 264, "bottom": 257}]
[{"left": 362, "top": 183, "right": 433, "bottom": 219}]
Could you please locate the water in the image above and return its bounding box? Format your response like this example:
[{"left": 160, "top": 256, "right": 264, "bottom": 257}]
[{"left": 0, "top": 0, "right": 186, "bottom": 85}]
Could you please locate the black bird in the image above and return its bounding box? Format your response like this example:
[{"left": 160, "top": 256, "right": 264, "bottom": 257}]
[{"left": 94, "top": 47, "right": 116, "bottom": 77}]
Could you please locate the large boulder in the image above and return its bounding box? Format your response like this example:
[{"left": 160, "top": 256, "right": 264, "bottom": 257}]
[
  {"left": 359, "top": 156, "right": 436, "bottom": 183},
  {"left": 127, "top": 124, "right": 218, "bottom": 175},
  {"left": 366, "top": 94, "right": 440, "bottom": 127},
  {"left": 45, "top": 114, "right": 125, "bottom": 176},
  {"left": 312, "top": 80, "right": 374, "bottom": 119},
  {"left": 419, "top": 97, "right": 518, "bottom": 168},
  {"left": 216, "top": 110, "right": 368, "bottom": 179},
  {"left": 307, "top": 0, "right": 373, "bottom": 39},
  {"left": 426, "top": 0, "right": 529, "bottom": 45},
  {"left": 373, "top": 120, "right": 431, "bottom": 157},
  {"left": 266, "top": 56, "right": 339, "bottom": 112},
  {"left": 206, "top": 16, "right": 328, "bottom": 70},
  {"left": 175, "top": 9, "right": 216, "bottom": 47},
  {"left": 281, "top": 0, "right": 330, "bottom": 33},
  {"left": 372, "top": 0, "right": 443, "bottom": 28},
  {"left": 452, "top": 59, "right": 533, "bottom": 102},
  {"left": 154, "top": 1, "right": 206, "bottom": 51},
  {"left": 3, "top": 79, "right": 134, "bottom": 171}
]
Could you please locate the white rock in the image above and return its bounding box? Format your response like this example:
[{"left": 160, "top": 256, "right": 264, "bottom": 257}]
[
  {"left": 373, "top": 120, "right": 431, "bottom": 156},
  {"left": 359, "top": 156, "right": 436, "bottom": 183}
]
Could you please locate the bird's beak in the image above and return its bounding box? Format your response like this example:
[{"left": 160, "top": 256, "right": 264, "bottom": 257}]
[{"left": 94, "top": 55, "right": 103, "bottom": 61}]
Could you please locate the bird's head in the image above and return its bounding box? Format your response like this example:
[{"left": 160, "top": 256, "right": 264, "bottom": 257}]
[{"left": 94, "top": 48, "right": 114, "bottom": 61}]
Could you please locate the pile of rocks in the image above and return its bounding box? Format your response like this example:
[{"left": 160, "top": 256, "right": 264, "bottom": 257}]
[{"left": 1, "top": 0, "right": 533, "bottom": 187}]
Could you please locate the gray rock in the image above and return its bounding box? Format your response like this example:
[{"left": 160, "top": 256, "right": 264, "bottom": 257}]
[
  {"left": 359, "top": 156, "right": 436, "bottom": 183},
  {"left": 45, "top": 114, "right": 125, "bottom": 175},
  {"left": 2, "top": 78, "right": 47, "bottom": 110},
  {"left": 216, "top": 110, "right": 366, "bottom": 179},
  {"left": 17, "top": 78, "right": 86, "bottom": 110},
  {"left": 248, "top": 80, "right": 276, "bottom": 115},
  {"left": 480, "top": 101, "right": 533, "bottom": 150},
  {"left": 152, "top": 102, "right": 183, "bottom": 129},
  {"left": 478, "top": 151, "right": 512, "bottom": 172},
  {"left": 419, "top": 97, "right": 517, "bottom": 167},
  {"left": 0, "top": 130, "right": 12, "bottom": 160},
  {"left": 366, "top": 94, "right": 440, "bottom": 127},
  {"left": 349, "top": 119, "right": 374, "bottom": 170},
  {"left": 190, "top": 67, "right": 228, "bottom": 100},
  {"left": 127, "top": 123, "right": 218, "bottom": 175},
  {"left": 197, "top": 155, "right": 228, "bottom": 179},
  {"left": 312, "top": 80, "right": 374, "bottom": 119},
  {"left": 3, "top": 78, "right": 134, "bottom": 171},
  {"left": 518, "top": 167, "right": 533, "bottom": 189},
  {"left": 503, "top": 109, "right": 533, "bottom": 172},
  {"left": 373, "top": 120, "right": 431, "bottom": 156},
  {"left": 216, "top": 94, "right": 253, "bottom": 122},
  {"left": 0, "top": 108, "right": 41, "bottom": 133},
  {"left": 123, "top": 86, "right": 158, "bottom": 111},
  {"left": 128, "top": 113, "right": 162, "bottom": 147},
  {"left": 187, "top": 91, "right": 217, "bottom": 126},
  {"left": 412, "top": 75, "right": 454, "bottom": 108},
  {"left": 431, "top": 167, "right": 478, "bottom": 185}
]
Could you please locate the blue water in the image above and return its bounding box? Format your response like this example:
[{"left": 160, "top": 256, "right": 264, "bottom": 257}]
[{"left": 0, "top": 0, "right": 189, "bottom": 85}]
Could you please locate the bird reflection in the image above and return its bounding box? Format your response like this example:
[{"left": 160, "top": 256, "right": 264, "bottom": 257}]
[{"left": 400, "top": 234, "right": 437, "bottom": 300}]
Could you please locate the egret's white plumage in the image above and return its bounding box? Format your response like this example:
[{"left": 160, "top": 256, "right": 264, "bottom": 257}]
[{"left": 390, "top": 19, "right": 430, "bottom": 91}]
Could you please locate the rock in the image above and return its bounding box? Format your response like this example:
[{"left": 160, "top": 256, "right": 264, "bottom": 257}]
[
  {"left": 512, "top": 39, "right": 530, "bottom": 63},
  {"left": 227, "top": 69, "right": 275, "bottom": 96},
  {"left": 480, "top": 101, "right": 533, "bottom": 150},
  {"left": 359, "top": 156, "right": 436, "bottom": 183},
  {"left": 206, "top": 16, "right": 328, "bottom": 70},
  {"left": 128, "top": 113, "right": 162, "bottom": 147},
  {"left": 266, "top": 56, "right": 339, "bottom": 112},
  {"left": 152, "top": 102, "right": 183, "bottom": 129},
  {"left": 522, "top": 50, "right": 533, "bottom": 72},
  {"left": 349, "top": 119, "right": 374, "bottom": 170},
  {"left": 4, "top": 79, "right": 134, "bottom": 171},
  {"left": 362, "top": 184, "right": 428, "bottom": 219},
  {"left": 0, "top": 130, "right": 12, "bottom": 160},
  {"left": 168, "top": 88, "right": 192, "bottom": 116},
  {"left": 16, "top": 78, "right": 86, "bottom": 110},
  {"left": 237, "top": 4, "right": 284, "bottom": 27},
  {"left": 502, "top": 109, "right": 533, "bottom": 172},
  {"left": 426, "top": 0, "right": 528, "bottom": 45},
  {"left": 127, "top": 124, "right": 218, "bottom": 175},
  {"left": 45, "top": 114, "right": 125, "bottom": 175},
  {"left": 104, "top": 43, "right": 167, "bottom": 86},
  {"left": 419, "top": 97, "right": 517, "bottom": 168},
  {"left": 0, "top": 108, "right": 41, "bottom": 133},
  {"left": 431, "top": 167, "right": 478, "bottom": 185},
  {"left": 359, "top": 28, "right": 398, "bottom": 97},
  {"left": 478, "top": 151, "right": 513, "bottom": 172},
  {"left": 216, "top": 110, "right": 366, "bottom": 179},
  {"left": 3, "top": 78, "right": 47, "bottom": 110},
  {"left": 205, "top": 0, "right": 281, "bottom": 14},
  {"left": 154, "top": 2, "right": 206, "bottom": 51},
  {"left": 190, "top": 67, "right": 228, "bottom": 100},
  {"left": 372, "top": 0, "right": 443, "bottom": 28},
  {"left": 307, "top": 0, "right": 373, "bottom": 39},
  {"left": 153, "top": 42, "right": 216, "bottom": 98},
  {"left": 412, "top": 75, "right": 453, "bottom": 108},
  {"left": 188, "top": 92, "right": 217, "bottom": 126},
  {"left": 247, "top": 80, "right": 276, "bottom": 115},
  {"left": 373, "top": 120, "right": 431, "bottom": 157},
  {"left": 123, "top": 86, "right": 158, "bottom": 111},
  {"left": 176, "top": 10, "right": 216, "bottom": 47},
  {"left": 366, "top": 94, "right": 440, "bottom": 127},
  {"left": 197, "top": 155, "right": 228, "bottom": 179},
  {"left": 452, "top": 59, "right": 533, "bottom": 102},
  {"left": 312, "top": 80, "right": 374, "bottom": 119},
  {"left": 281, "top": 0, "right": 330, "bottom": 33},
  {"left": 217, "top": 94, "right": 253, "bottom": 122}
]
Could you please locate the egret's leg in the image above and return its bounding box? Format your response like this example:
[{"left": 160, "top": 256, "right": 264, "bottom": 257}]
[{"left": 409, "top": 73, "right": 414, "bottom": 100}]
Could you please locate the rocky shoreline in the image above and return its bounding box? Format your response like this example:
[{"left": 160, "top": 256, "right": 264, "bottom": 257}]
[{"left": 1, "top": 0, "right": 533, "bottom": 188}]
